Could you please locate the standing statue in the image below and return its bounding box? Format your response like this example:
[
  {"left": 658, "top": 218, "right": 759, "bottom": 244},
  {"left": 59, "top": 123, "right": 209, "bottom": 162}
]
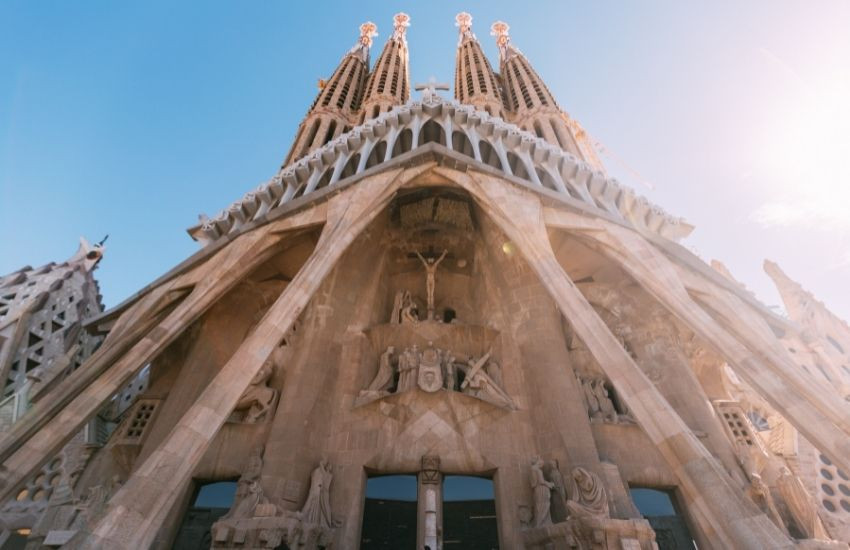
[
  {"left": 390, "top": 290, "right": 405, "bottom": 324},
  {"left": 233, "top": 355, "right": 279, "bottom": 423},
  {"left": 777, "top": 466, "right": 829, "bottom": 539},
  {"left": 415, "top": 249, "right": 448, "bottom": 319},
  {"left": 301, "top": 460, "right": 333, "bottom": 529},
  {"left": 579, "top": 376, "right": 602, "bottom": 420},
  {"left": 365, "top": 346, "right": 396, "bottom": 393},
  {"left": 747, "top": 473, "right": 788, "bottom": 535},
  {"left": 444, "top": 352, "right": 457, "bottom": 391},
  {"left": 531, "top": 457, "right": 555, "bottom": 527},
  {"left": 400, "top": 345, "right": 420, "bottom": 391},
  {"left": 566, "top": 467, "right": 609, "bottom": 519}
]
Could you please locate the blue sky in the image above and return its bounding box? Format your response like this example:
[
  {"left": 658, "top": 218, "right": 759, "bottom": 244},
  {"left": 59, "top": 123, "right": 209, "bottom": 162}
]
[{"left": 2, "top": 2, "right": 849, "bottom": 320}]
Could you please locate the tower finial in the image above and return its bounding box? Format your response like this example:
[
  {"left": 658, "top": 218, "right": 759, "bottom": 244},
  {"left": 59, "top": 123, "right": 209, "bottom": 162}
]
[
  {"left": 490, "top": 21, "right": 514, "bottom": 62},
  {"left": 456, "top": 12, "right": 473, "bottom": 34},
  {"left": 392, "top": 12, "right": 410, "bottom": 41},
  {"left": 358, "top": 21, "right": 378, "bottom": 48}
]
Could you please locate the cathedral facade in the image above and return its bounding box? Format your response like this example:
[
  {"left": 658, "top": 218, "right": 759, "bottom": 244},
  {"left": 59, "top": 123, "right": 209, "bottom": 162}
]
[{"left": 2, "top": 13, "right": 850, "bottom": 550}]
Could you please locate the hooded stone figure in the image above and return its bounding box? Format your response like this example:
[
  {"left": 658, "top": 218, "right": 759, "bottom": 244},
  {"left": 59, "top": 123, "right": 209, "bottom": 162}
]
[
  {"left": 566, "top": 467, "right": 609, "bottom": 518},
  {"left": 301, "top": 460, "right": 333, "bottom": 528}
]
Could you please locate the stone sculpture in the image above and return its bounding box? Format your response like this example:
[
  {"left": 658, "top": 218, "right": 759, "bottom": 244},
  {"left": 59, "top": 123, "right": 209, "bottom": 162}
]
[
  {"left": 418, "top": 343, "right": 444, "bottom": 392},
  {"left": 747, "top": 473, "right": 788, "bottom": 535},
  {"left": 531, "top": 457, "right": 554, "bottom": 527},
  {"left": 592, "top": 379, "right": 618, "bottom": 423},
  {"left": 777, "top": 466, "right": 829, "bottom": 540},
  {"left": 223, "top": 445, "right": 265, "bottom": 520},
  {"left": 301, "top": 460, "right": 333, "bottom": 529},
  {"left": 566, "top": 467, "right": 609, "bottom": 519},
  {"left": 233, "top": 355, "right": 278, "bottom": 423},
  {"left": 415, "top": 249, "right": 448, "bottom": 319},
  {"left": 401, "top": 292, "right": 420, "bottom": 324},
  {"left": 365, "top": 346, "right": 396, "bottom": 393}
]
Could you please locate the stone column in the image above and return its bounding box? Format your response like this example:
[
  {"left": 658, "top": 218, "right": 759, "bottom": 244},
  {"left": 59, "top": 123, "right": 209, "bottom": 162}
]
[
  {"left": 71, "top": 167, "right": 423, "bottom": 549},
  {"left": 440, "top": 167, "right": 792, "bottom": 549},
  {"left": 418, "top": 456, "right": 443, "bottom": 550}
]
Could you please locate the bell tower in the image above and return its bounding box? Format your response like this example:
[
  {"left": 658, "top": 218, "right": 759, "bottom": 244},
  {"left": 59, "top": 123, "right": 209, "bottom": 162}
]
[
  {"left": 283, "top": 21, "right": 376, "bottom": 167},
  {"left": 453, "top": 12, "right": 504, "bottom": 118},
  {"left": 491, "top": 21, "right": 605, "bottom": 171},
  {"left": 361, "top": 13, "right": 411, "bottom": 121}
]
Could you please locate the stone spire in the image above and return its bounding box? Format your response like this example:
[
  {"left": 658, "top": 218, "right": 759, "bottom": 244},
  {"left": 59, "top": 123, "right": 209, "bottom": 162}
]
[
  {"left": 283, "top": 21, "right": 377, "bottom": 167},
  {"left": 453, "top": 13, "right": 504, "bottom": 118},
  {"left": 361, "top": 13, "right": 411, "bottom": 121},
  {"left": 491, "top": 21, "right": 600, "bottom": 167}
]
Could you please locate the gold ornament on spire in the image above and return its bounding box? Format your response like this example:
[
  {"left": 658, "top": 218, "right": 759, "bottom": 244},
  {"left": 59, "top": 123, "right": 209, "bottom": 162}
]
[
  {"left": 455, "top": 12, "right": 473, "bottom": 34},
  {"left": 392, "top": 12, "right": 410, "bottom": 40},
  {"left": 490, "top": 20, "right": 510, "bottom": 48},
  {"left": 359, "top": 21, "right": 378, "bottom": 48}
]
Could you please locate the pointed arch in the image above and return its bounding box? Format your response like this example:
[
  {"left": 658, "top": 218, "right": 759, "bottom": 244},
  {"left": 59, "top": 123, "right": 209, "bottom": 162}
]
[
  {"left": 478, "top": 141, "right": 502, "bottom": 171},
  {"left": 451, "top": 131, "right": 475, "bottom": 160},
  {"left": 419, "top": 119, "right": 446, "bottom": 147},
  {"left": 391, "top": 128, "right": 414, "bottom": 158},
  {"left": 365, "top": 141, "right": 387, "bottom": 170},
  {"left": 506, "top": 151, "right": 530, "bottom": 181}
]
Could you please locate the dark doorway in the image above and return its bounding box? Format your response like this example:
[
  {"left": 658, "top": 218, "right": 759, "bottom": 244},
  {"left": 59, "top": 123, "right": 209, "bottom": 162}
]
[
  {"left": 361, "top": 475, "right": 417, "bottom": 549},
  {"left": 630, "top": 488, "right": 695, "bottom": 550},
  {"left": 443, "top": 476, "right": 499, "bottom": 550},
  {"left": 172, "top": 480, "right": 237, "bottom": 550}
]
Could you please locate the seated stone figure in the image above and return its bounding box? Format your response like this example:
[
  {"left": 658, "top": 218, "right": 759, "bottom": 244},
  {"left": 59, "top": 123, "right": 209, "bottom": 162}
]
[{"left": 566, "top": 467, "right": 609, "bottom": 519}]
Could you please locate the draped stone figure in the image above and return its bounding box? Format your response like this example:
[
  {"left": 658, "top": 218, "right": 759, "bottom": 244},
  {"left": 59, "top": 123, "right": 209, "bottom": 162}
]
[
  {"left": 301, "top": 460, "right": 333, "bottom": 529},
  {"left": 591, "top": 379, "right": 618, "bottom": 423},
  {"left": 401, "top": 292, "right": 420, "bottom": 324},
  {"left": 579, "top": 375, "right": 602, "bottom": 419},
  {"left": 223, "top": 445, "right": 265, "bottom": 520},
  {"left": 233, "top": 354, "right": 278, "bottom": 423},
  {"left": 531, "top": 457, "right": 554, "bottom": 527},
  {"left": 566, "top": 467, "right": 609, "bottom": 519},
  {"left": 365, "top": 346, "right": 396, "bottom": 393},
  {"left": 777, "top": 466, "right": 829, "bottom": 540},
  {"left": 390, "top": 290, "right": 405, "bottom": 324}
]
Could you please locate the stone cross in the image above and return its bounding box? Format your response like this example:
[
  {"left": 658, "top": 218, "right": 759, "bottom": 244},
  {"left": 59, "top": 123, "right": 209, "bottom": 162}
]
[{"left": 414, "top": 77, "right": 450, "bottom": 100}]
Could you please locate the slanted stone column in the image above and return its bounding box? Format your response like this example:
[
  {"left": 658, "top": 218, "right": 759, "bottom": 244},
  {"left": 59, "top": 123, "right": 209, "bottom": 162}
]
[
  {"left": 547, "top": 211, "right": 850, "bottom": 478},
  {"left": 72, "top": 167, "right": 427, "bottom": 549},
  {"left": 0, "top": 227, "right": 291, "bottom": 502},
  {"left": 440, "top": 167, "right": 793, "bottom": 550}
]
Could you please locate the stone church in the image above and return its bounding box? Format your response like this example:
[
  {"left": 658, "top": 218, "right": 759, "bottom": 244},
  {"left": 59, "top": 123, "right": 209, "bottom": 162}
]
[{"left": 2, "top": 12, "right": 850, "bottom": 550}]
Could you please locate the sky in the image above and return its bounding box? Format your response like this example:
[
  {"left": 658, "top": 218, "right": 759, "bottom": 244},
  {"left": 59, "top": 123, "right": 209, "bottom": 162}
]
[{"left": 2, "top": 1, "right": 849, "bottom": 321}]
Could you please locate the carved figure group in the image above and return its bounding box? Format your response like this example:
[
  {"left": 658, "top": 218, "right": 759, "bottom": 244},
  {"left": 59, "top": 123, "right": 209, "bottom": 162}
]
[
  {"left": 526, "top": 459, "right": 609, "bottom": 531},
  {"left": 212, "top": 454, "right": 337, "bottom": 549},
  {"left": 359, "top": 343, "right": 514, "bottom": 408},
  {"left": 391, "top": 290, "right": 420, "bottom": 324},
  {"left": 578, "top": 375, "right": 629, "bottom": 423}
]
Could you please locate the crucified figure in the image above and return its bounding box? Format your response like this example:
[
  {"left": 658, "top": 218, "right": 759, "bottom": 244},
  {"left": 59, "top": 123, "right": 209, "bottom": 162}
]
[{"left": 415, "top": 249, "right": 448, "bottom": 318}]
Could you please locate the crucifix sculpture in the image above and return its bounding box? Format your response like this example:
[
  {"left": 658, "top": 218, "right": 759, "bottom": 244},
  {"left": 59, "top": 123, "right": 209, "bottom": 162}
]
[
  {"left": 414, "top": 77, "right": 450, "bottom": 101},
  {"left": 415, "top": 248, "right": 448, "bottom": 320}
]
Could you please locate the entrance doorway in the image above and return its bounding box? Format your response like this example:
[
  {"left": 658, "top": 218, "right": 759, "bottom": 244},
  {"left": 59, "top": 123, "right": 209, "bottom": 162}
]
[
  {"left": 629, "top": 487, "right": 695, "bottom": 550},
  {"left": 442, "top": 476, "right": 499, "bottom": 550},
  {"left": 360, "top": 475, "right": 418, "bottom": 549}
]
